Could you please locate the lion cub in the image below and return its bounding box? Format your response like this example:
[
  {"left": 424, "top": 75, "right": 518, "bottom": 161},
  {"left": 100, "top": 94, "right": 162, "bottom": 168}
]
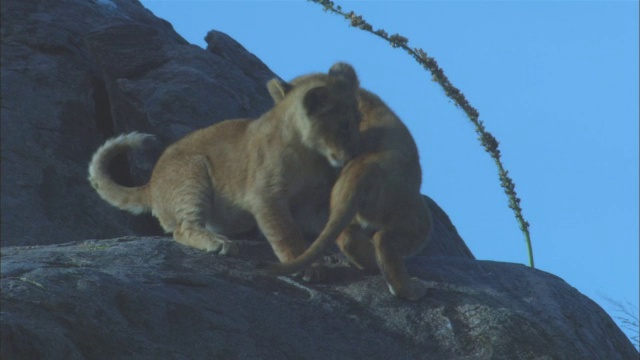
[
  {"left": 88, "top": 63, "right": 361, "bottom": 279},
  {"left": 268, "top": 64, "right": 433, "bottom": 300}
]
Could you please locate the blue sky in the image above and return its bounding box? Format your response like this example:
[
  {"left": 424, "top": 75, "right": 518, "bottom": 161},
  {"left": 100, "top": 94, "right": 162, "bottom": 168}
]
[{"left": 139, "top": 0, "right": 639, "bottom": 343}]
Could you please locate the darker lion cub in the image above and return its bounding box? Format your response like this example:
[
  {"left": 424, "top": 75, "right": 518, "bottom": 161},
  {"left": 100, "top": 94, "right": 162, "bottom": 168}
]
[
  {"left": 268, "top": 64, "right": 433, "bottom": 300},
  {"left": 88, "top": 63, "right": 361, "bottom": 279}
]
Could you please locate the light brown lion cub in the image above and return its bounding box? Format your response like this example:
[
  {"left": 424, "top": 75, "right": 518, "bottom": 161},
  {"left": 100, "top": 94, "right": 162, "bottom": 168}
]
[
  {"left": 268, "top": 64, "right": 433, "bottom": 300},
  {"left": 88, "top": 63, "right": 361, "bottom": 279}
]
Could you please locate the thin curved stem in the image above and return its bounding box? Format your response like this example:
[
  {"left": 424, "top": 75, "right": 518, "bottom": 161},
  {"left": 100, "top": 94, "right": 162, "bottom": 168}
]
[{"left": 310, "top": 0, "right": 534, "bottom": 268}]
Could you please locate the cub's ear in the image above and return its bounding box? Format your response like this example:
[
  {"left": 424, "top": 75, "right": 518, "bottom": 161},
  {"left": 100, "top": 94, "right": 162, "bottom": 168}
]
[
  {"left": 267, "top": 78, "right": 292, "bottom": 103},
  {"left": 328, "top": 62, "right": 359, "bottom": 91},
  {"left": 303, "top": 86, "right": 335, "bottom": 116}
]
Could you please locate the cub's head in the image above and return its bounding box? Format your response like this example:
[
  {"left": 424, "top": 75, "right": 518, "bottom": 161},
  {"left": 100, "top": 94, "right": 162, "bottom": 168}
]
[{"left": 267, "top": 62, "right": 361, "bottom": 168}]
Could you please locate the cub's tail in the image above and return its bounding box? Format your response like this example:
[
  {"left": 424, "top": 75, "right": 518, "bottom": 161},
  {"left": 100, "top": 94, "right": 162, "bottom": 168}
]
[
  {"left": 88, "top": 132, "right": 154, "bottom": 215},
  {"left": 267, "top": 157, "right": 376, "bottom": 276}
]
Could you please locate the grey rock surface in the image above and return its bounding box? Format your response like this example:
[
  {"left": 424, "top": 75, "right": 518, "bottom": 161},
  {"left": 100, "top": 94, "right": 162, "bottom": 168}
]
[
  {"left": 1, "top": 0, "right": 277, "bottom": 246},
  {"left": 419, "top": 196, "right": 474, "bottom": 258},
  {"left": 1, "top": 237, "right": 636, "bottom": 359}
]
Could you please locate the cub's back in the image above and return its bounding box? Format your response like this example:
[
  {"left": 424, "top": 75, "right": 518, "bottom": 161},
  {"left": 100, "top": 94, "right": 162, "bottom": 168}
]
[
  {"left": 151, "top": 118, "right": 253, "bottom": 194},
  {"left": 357, "top": 89, "right": 422, "bottom": 189},
  {"left": 163, "top": 118, "right": 252, "bottom": 158}
]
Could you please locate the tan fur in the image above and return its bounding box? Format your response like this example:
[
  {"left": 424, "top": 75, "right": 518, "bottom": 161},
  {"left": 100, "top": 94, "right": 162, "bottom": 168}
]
[
  {"left": 268, "top": 65, "right": 433, "bottom": 300},
  {"left": 88, "top": 63, "right": 361, "bottom": 279}
]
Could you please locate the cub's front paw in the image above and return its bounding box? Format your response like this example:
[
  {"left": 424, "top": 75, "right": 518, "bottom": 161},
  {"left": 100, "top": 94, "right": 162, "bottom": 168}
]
[
  {"left": 388, "top": 277, "right": 429, "bottom": 301},
  {"left": 207, "top": 240, "right": 239, "bottom": 256},
  {"left": 295, "top": 263, "right": 325, "bottom": 283}
]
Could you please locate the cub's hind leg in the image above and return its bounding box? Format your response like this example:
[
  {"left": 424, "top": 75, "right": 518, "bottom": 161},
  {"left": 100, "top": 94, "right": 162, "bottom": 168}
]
[
  {"left": 337, "top": 224, "right": 378, "bottom": 272},
  {"left": 173, "top": 218, "right": 239, "bottom": 255},
  {"left": 372, "top": 229, "right": 428, "bottom": 301},
  {"left": 153, "top": 155, "right": 239, "bottom": 255}
]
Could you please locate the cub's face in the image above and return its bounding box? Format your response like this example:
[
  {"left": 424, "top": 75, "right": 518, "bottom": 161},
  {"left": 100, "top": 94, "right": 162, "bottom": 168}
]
[
  {"left": 304, "top": 87, "right": 360, "bottom": 168},
  {"left": 267, "top": 62, "right": 362, "bottom": 168}
]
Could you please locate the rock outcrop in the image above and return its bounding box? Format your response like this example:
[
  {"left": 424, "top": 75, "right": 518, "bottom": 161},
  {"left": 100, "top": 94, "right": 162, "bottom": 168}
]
[
  {"left": 1, "top": 0, "right": 637, "bottom": 359},
  {"left": 2, "top": 237, "right": 637, "bottom": 359},
  {"left": 1, "top": 0, "right": 277, "bottom": 246}
]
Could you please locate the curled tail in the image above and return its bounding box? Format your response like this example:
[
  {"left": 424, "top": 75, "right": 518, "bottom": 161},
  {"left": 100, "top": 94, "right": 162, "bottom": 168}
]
[
  {"left": 88, "top": 132, "right": 154, "bottom": 215},
  {"left": 268, "top": 158, "right": 376, "bottom": 275}
]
